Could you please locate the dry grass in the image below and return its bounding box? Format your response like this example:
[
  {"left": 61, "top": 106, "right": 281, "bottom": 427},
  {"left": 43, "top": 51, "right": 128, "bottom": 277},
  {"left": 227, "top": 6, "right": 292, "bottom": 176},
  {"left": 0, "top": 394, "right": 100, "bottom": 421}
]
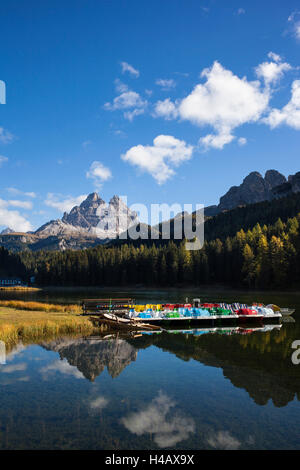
[
  {"left": 0, "top": 286, "right": 41, "bottom": 291},
  {"left": 0, "top": 306, "right": 106, "bottom": 346},
  {"left": 0, "top": 300, "right": 82, "bottom": 314}
]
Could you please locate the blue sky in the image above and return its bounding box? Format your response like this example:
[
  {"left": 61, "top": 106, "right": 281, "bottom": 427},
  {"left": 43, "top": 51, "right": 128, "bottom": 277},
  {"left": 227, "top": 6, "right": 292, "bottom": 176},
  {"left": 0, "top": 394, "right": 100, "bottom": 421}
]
[{"left": 0, "top": 0, "right": 300, "bottom": 231}]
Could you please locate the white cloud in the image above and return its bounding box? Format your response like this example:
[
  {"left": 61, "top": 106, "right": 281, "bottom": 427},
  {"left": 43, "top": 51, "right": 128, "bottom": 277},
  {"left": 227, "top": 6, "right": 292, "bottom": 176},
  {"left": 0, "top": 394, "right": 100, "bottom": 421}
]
[
  {"left": 255, "top": 53, "right": 292, "bottom": 86},
  {"left": 120, "top": 61, "right": 140, "bottom": 78},
  {"left": 121, "top": 135, "right": 193, "bottom": 184},
  {"left": 121, "top": 391, "right": 195, "bottom": 448},
  {"left": 45, "top": 193, "right": 87, "bottom": 213},
  {"left": 288, "top": 11, "right": 300, "bottom": 40},
  {"left": 263, "top": 80, "right": 300, "bottom": 130},
  {"left": 6, "top": 188, "right": 36, "bottom": 198},
  {"left": 104, "top": 87, "right": 147, "bottom": 121},
  {"left": 200, "top": 131, "right": 235, "bottom": 150},
  {"left": 104, "top": 90, "right": 145, "bottom": 110},
  {"left": 0, "top": 199, "right": 33, "bottom": 232},
  {"left": 179, "top": 62, "right": 269, "bottom": 148},
  {"left": 155, "top": 78, "right": 176, "bottom": 90},
  {"left": 153, "top": 98, "right": 179, "bottom": 120},
  {"left": 238, "top": 137, "right": 247, "bottom": 146},
  {"left": 124, "top": 108, "right": 145, "bottom": 121},
  {"left": 7, "top": 200, "right": 33, "bottom": 210},
  {"left": 268, "top": 52, "right": 281, "bottom": 63},
  {"left": 155, "top": 61, "right": 270, "bottom": 150},
  {"left": 0, "top": 155, "right": 8, "bottom": 166},
  {"left": 0, "top": 127, "right": 14, "bottom": 144},
  {"left": 237, "top": 8, "right": 245, "bottom": 15},
  {"left": 114, "top": 79, "right": 129, "bottom": 93},
  {"left": 86, "top": 161, "right": 112, "bottom": 188}
]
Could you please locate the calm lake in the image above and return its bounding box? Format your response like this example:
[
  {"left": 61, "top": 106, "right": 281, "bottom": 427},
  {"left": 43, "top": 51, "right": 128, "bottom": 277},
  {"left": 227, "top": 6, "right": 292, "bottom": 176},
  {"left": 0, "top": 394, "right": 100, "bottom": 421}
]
[{"left": 1, "top": 288, "right": 300, "bottom": 450}]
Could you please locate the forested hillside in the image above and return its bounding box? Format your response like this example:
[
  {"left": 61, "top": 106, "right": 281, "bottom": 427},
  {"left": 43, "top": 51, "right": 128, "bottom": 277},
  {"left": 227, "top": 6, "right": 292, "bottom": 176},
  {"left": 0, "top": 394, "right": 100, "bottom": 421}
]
[
  {"left": 2, "top": 192, "right": 300, "bottom": 290},
  {"left": 17, "top": 212, "right": 300, "bottom": 289}
]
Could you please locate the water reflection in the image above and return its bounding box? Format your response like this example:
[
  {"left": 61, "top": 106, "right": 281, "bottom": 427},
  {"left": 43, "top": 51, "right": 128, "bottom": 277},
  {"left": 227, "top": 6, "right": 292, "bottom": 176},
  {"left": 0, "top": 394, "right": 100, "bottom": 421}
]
[
  {"left": 41, "top": 336, "right": 137, "bottom": 381},
  {"left": 31, "top": 324, "right": 300, "bottom": 409},
  {"left": 40, "top": 358, "right": 85, "bottom": 380},
  {"left": 121, "top": 391, "right": 195, "bottom": 448},
  {"left": 206, "top": 431, "right": 255, "bottom": 450},
  {"left": 0, "top": 325, "right": 300, "bottom": 449}
]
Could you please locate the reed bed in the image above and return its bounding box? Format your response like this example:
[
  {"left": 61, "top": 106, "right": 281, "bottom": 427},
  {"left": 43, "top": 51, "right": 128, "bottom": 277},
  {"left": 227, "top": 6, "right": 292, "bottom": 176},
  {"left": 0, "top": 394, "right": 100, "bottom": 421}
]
[
  {"left": 0, "top": 302, "right": 107, "bottom": 347},
  {"left": 0, "top": 312, "right": 107, "bottom": 346},
  {"left": 0, "top": 300, "right": 82, "bottom": 314}
]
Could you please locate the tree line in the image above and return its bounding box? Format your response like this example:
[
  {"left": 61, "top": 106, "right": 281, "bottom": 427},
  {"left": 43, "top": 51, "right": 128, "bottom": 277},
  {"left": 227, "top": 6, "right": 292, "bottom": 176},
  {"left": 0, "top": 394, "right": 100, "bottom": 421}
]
[{"left": 11, "top": 212, "right": 300, "bottom": 289}]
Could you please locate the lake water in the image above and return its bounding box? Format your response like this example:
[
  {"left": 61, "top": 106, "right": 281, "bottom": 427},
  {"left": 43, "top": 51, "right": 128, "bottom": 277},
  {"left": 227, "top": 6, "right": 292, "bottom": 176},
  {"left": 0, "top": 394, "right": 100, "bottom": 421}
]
[{"left": 0, "top": 288, "right": 300, "bottom": 450}]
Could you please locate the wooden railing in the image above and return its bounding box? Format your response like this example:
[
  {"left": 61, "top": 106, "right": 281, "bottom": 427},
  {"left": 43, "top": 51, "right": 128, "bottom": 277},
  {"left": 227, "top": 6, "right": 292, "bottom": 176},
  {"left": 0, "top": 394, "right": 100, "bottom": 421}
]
[{"left": 82, "top": 298, "right": 135, "bottom": 315}]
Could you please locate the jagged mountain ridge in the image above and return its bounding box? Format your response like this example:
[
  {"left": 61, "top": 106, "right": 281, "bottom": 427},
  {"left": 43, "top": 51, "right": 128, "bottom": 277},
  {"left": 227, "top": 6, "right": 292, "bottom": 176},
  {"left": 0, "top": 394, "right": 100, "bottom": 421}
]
[
  {"left": 36, "top": 193, "right": 139, "bottom": 239},
  {"left": 205, "top": 170, "right": 299, "bottom": 216},
  {"left": 0, "top": 170, "right": 300, "bottom": 251}
]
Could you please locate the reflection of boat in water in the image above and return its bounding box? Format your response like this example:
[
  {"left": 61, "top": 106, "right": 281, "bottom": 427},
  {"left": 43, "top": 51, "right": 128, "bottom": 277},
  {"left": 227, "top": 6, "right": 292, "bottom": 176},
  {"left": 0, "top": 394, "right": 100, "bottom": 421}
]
[
  {"left": 164, "top": 325, "right": 281, "bottom": 336},
  {"left": 281, "top": 316, "right": 296, "bottom": 323}
]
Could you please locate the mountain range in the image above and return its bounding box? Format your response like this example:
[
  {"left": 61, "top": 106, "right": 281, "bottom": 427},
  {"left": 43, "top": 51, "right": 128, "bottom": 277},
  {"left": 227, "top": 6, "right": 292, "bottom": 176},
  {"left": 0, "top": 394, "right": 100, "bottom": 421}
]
[
  {"left": 1, "top": 169, "right": 300, "bottom": 251},
  {"left": 205, "top": 170, "right": 300, "bottom": 216}
]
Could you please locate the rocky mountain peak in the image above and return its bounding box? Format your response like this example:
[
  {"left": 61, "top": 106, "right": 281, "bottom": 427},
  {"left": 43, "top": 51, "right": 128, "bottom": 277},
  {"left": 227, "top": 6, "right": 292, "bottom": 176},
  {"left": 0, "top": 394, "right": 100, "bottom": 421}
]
[
  {"left": 265, "top": 170, "right": 286, "bottom": 188},
  {"left": 0, "top": 227, "right": 15, "bottom": 235},
  {"left": 36, "top": 193, "right": 139, "bottom": 240},
  {"left": 217, "top": 169, "right": 287, "bottom": 213},
  {"left": 81, "top": 192, "right": 104, "bottom": 205},
  {"left": 109, "top": 195, "right": 122, "bottom": 206}
]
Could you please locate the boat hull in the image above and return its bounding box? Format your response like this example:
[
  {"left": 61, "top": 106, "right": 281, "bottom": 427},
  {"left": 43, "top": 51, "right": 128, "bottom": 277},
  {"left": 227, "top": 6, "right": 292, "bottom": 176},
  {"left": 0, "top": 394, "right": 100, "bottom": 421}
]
[{"left": 130, "top": 313, "right": 281, "bottom": 328}]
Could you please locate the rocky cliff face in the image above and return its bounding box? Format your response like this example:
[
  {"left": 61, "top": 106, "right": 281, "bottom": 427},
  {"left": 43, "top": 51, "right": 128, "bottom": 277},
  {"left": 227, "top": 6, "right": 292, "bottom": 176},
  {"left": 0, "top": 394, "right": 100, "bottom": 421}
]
[
  {"left": 36, "top": 193, "right": 139, "bottom": 239},
  {"left": 206, "top": 169, "right": 289, "bottom": 216},
  {"left": 272, "top": 171, "right": 300, "bottom": 198},
  {"left": 218, "top": 170, "right": 286, "bottom": 211}
]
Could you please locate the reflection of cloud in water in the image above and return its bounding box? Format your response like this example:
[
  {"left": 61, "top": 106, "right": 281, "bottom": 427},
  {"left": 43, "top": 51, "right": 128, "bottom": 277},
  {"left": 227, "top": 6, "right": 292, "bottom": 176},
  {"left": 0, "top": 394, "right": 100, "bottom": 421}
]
[
  {"left": 40, "top": 358, "right": 84, "bottom": 380},
  {"left": 89, "top": 396, "right": 109, "bottom": 411},
  {"left": 6, "top": 343, "right": 26, "bottom": 362},
  {"left": 0, "top": 375, "right": 30, "bottom": 385},
  {"left": 206, "top": 431, "right": 254, "bottom": 450},
  {"left": 121, "top": 391, "right": 195, "bottom": 448},
  {"left": 0, "top": 362, "right": 27, "bottom": 373}
]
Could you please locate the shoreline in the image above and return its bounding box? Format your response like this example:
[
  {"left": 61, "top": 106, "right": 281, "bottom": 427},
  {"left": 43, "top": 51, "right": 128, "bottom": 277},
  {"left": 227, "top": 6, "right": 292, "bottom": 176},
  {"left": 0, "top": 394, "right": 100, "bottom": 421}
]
[
  {"left": 28, "top": 285, "right": 300, "bottom": 296},
  {"left": 0, "top": 305, "right": 107, "bottom": 347},
  {"left": 0, "top": 286, "right": 41, "bottom": 291}
]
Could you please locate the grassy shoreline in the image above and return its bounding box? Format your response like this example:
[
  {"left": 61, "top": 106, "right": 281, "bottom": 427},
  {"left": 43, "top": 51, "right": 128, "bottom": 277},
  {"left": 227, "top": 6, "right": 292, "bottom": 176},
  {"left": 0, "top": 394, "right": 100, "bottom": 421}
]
[
  {"left": 0, "top": 303, "right": 105, "bottom": 347},
  {"left": 0, "top": 299, "right": 83, "bottom": 313},
  {"left": 0, "top": 286, "right": 41, "bottom": 291}
]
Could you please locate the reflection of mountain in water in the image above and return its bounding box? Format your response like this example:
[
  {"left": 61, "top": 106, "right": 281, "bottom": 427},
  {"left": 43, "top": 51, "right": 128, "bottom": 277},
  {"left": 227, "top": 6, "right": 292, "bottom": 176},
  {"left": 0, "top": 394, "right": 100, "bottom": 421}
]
[
  {"left": 42, "top": 337, "right": 137, "bottom": 381},
  {"left": 127, "top": 329, "right": 300, "bottom": 408},
  {"left": 42, "top": 326, "right": 300, "bottom": 407}
]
